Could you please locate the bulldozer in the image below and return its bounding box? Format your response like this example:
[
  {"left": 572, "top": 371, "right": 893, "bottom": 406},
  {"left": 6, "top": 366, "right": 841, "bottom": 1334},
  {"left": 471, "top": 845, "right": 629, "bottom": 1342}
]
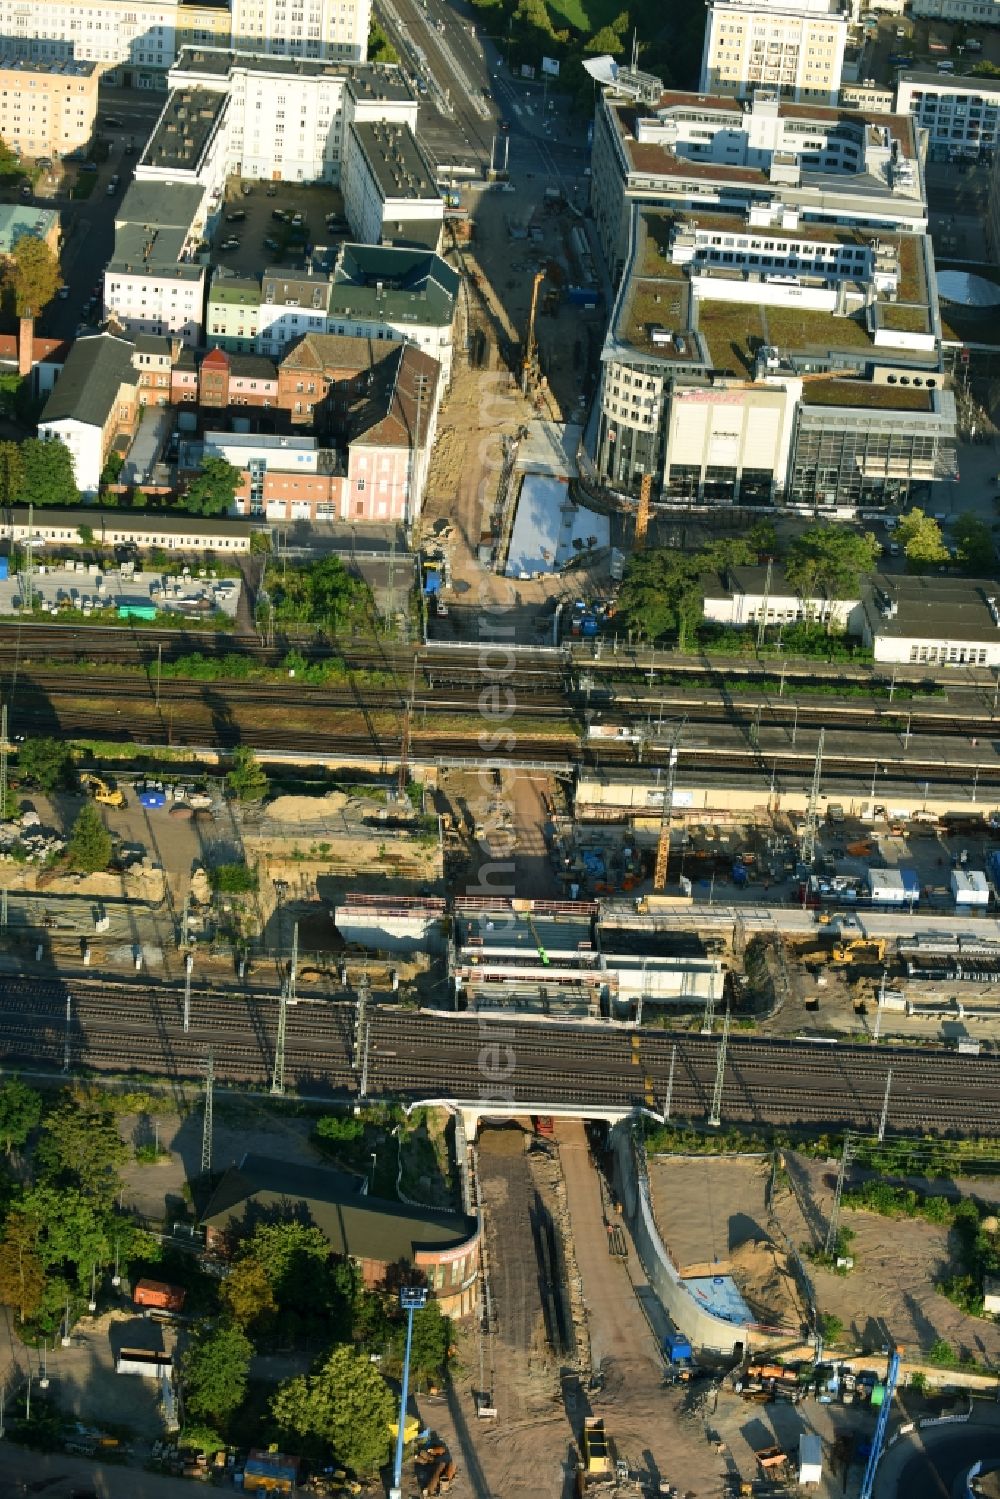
[
  {"left": 80, "top": 772, "right": 127, "bottom": 809},
  {"left": 832, "top": 937, "right": 887, "bottom": 964}
]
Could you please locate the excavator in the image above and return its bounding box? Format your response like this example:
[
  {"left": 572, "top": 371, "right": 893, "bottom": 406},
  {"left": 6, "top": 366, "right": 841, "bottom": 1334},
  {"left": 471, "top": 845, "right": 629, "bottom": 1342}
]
[
  {"left": 832, "top": 937, "right": 887, "bottom": 964},
  {"left": 80, "top": 772, "right": 127, "bottom": 809}
]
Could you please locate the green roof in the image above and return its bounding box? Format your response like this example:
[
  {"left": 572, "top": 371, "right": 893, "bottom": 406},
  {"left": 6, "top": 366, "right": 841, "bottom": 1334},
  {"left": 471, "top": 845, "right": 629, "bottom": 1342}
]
[
  {"left": 209, "top": 277, "right": 262, "bottom": 308},
  {"left": 201, "top": 1153, "right": 477, "bottom": 1263}
]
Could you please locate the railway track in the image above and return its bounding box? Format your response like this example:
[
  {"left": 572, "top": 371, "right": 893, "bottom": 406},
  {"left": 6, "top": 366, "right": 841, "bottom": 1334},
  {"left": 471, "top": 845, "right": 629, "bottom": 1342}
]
[{"left": 0, "top": 980, "right": 997, "bottom": 1134}]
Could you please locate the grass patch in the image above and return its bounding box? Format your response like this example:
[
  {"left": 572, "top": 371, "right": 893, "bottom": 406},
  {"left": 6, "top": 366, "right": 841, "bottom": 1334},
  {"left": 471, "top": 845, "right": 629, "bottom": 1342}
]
[
  {"left": 878, "top": 303, "right": 930, "bottom": 335},
  {"left": 70, "top": 173, "right": 97, "bottom": 200},
  {"left": 544, "top": 0, "right": 620, "bottom": 29},
  {"left": 764, "top": 305, "right": 872, "bottom": 354},
  {"left": 800, "top": 381, "right": 932, "bottom": 411}
]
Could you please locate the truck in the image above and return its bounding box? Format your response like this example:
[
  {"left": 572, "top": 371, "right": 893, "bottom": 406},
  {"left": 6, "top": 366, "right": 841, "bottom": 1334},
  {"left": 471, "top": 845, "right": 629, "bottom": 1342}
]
[
  {"left": 664, "top": 1332, "right": 696, "bottom": 1380},
  {"left": 133, "top": 1278, "right": 186, "bottom": 1312}
]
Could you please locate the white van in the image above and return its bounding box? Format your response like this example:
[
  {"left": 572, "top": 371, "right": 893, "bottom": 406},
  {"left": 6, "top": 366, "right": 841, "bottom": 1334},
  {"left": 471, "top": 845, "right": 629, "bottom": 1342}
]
[{"left": 937, "top": 59, "right": 955, "bottom": 72}]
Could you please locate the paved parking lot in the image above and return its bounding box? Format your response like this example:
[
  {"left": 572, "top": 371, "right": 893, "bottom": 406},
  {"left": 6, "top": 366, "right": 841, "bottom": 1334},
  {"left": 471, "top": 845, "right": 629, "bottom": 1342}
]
[{"left": 213, "top": 177, "right": 349, "bottom": 278}]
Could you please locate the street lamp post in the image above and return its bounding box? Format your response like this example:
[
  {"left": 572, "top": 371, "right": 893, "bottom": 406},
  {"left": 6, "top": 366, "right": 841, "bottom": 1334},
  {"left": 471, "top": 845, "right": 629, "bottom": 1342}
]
[{"left": 390, "top": 1286, "right": 429, "bottom": 1499}]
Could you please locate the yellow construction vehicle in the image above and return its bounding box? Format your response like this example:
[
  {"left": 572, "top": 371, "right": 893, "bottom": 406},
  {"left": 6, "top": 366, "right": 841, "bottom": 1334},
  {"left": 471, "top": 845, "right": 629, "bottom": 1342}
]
[
  {"left": 80, "top": 772, "right": 126, "bottom": 809},
  {"left": 832, "top": 937, "right": 887, "bottom": 964}
]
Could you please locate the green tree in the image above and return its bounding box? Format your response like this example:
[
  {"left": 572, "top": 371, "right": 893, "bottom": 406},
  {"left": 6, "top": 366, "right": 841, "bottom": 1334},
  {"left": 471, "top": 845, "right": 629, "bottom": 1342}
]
[
  {"left": 3, "top": 234, "right": 60, "bottom": 319},
  {"left": 17, "top": 737, "right": 76, "bottom": 792},
  {"left": 66, "top": 801, "right": 112, "bottom": 875},
  {"left": 953, "top": 512, "right": 995, "bottom": 573},
  {"left": 390, "top": 1299, "right": 450, "bottom": 1383},
  {"left": 0, "top": 1216, "right": 46, "bottom": 1322},
  {"left": 219, "top": 1255, "right": 277, "bottom": 1331},
  {"left": 368, "top": 18, "right": 399, "bottom": 62},
  {"left": 182, "top": 1320, "right": 253, "bottom": 1426},
  {"left": 16, "top": 437, "right": 79, "bottom": 507},
  {"left": 818, "top": 1311, "right": 843, "bottom": 1344},
  {"left": 0, "top": 440, "right": 23, "bottom": 507},
  {"left": 897, "top": 507, "right": 948, "bottom": 570},
  {"left": 8, "top": 1185, "right": 112, "bottom": 1289},
  {"left": 585, "top": 23, "right": 626, "bottom": 52},
  {"left": 77, "top": 525, "right": 94, "bottom": 545},
  {"left": 617, "top": 548, "right": 702, "bottom": 645},
  {"left": 239, "top": 1222, "right": 334, "bottom": 1317},
  {"left": 0, "top": 1078, "right": 42, "bottom": 1155},
  {"left": 271, "top": 1344, "right": 395, "bottom": 1472},
  {"left": 0, "top": 138, "right": 19, "bottom": 176},
  {"left": 784, "top": 526, "right": 880, "bottom": 625},
  {"left": 226, "top": 746, "right": 268, "bottom": 803},
  {"left": 35, "top": 1095, "right": 127, "bottom": 1201},
  {"left": 183, "top": 458, "right": 241, "bottom": 518}
]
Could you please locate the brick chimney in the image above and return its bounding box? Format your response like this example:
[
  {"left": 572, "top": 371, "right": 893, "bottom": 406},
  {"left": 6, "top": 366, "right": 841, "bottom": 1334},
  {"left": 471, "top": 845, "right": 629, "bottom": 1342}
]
[{"left": 17, "top": 315, "right": 34, "bottom": 378}]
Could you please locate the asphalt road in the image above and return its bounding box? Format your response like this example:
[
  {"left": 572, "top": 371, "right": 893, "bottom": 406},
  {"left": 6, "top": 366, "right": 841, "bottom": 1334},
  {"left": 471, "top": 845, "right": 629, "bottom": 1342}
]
[{"left": 36, "top": 89, "right": 164, "bottom": 344}]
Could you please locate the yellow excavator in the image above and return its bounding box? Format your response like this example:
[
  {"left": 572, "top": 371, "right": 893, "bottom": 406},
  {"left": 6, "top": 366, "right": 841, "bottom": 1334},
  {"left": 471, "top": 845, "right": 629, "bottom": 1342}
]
[
  {"left": 832, "top": 937, "right": 887, "bottom": 964},
  {"left": 80, "top": 772, "right": 126, "bottom": 809}
]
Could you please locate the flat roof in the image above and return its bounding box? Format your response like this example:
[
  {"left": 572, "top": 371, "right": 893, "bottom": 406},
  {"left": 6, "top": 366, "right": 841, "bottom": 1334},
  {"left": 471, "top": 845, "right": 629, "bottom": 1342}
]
[
  {"left": 0, "top": 55, "right": 96, "bottom": 78},
  {"left": 898, "top": 69, "right": 1000, "bottom": 93},
  {"left": 209, "top": 275, "right": 262, "bottom": 307},
  {"left": 865, "top": 574, "right": 1000, "bottom": 641},
  {"left": 349, "top": 120, "right": 439, "bottom": 203},
  {"left": 0, "top": 204, "right": 58, "bottom": 255},
  {"left": 800, "top": 379, "right": 932, "bottom": 410},
  {"left": 172, "top": 46, "right": 414, "bottom": 99},
  {"left": 142, "top": 87, "right": 227, "bottom": 173}
]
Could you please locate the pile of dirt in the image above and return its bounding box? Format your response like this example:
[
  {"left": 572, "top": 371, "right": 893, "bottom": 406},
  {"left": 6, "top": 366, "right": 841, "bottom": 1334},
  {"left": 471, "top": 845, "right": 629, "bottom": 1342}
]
[
  {"left": 189, "top": 865, "right": 212, "bottom": 906},
  {"left": 728, "top": 1237, "right": 806, "bottom": 1330},
  {"left": 267, "top": 791, "right": 349, "bottom": 823}
]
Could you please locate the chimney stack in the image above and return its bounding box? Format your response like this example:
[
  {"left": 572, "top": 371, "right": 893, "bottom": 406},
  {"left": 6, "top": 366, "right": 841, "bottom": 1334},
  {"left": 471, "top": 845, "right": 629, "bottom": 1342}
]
[{"left": 17, "top": 315, "right": 33, "bottom": 378}]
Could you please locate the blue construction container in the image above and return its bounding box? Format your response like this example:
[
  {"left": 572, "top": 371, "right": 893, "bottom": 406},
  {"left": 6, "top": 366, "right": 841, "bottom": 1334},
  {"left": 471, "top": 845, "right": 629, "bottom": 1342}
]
[
  {"left": 0, "top": 556, "right": 9, "bottom": 582},
  {"left": 138, "top": 789, "right": 166, "bottom": 810},
  {"left": 665, "top": 1333, "right": 692, "bottom": 1363},
  {"left": 900, "top": 868, "right": 920, "bottom": 906}
]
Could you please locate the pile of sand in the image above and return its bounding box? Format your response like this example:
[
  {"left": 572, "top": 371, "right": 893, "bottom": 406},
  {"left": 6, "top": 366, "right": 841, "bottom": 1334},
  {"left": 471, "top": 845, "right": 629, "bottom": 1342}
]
[
  {"left": 728, "top": 1237, "right": 806, "bottom": 1329},
  {"left": 266, "top": 791, "right": 349, "bottom": 823}
]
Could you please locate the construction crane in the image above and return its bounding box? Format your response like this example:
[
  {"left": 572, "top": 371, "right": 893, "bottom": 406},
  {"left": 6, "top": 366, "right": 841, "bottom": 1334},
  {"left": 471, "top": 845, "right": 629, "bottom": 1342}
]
[
  {"left": 859, "top": 1345, "right": 902, "bottom": 1499},
  {"left": 634, "top": 473, "right": 653, "bottom": 551},
  {"left": 653, "top": 721, "right": 685, "bottom": 892},
  {"left": 521, "top": 270, "right": 545, "bottom": 395}
]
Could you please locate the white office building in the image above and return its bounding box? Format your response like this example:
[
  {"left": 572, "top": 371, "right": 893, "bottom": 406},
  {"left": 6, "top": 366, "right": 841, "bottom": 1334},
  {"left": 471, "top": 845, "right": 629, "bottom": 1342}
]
[
  {"left": 896, "top": 71, "right": 1000, "bottom": 161},
  {"left": 230, "top": 0, "right": 371, "bottom": 63},
  {"left": 342, "top": 119, "right": 443, "bottom": 247}
]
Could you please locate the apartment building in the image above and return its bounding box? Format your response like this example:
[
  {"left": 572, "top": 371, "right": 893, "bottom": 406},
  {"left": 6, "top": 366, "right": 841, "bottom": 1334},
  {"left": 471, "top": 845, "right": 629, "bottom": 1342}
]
[
  {"left": 0, "top": 205, "right": 60, "bottom": 258},
  {"left": 342, "top": 120, "right": 443, "bottom": 248},
  {"left": 587, "top": 78, "right": 956, "bottom": 514},
  {"left": 701, "top": 0, "right": 849, "bottom": 104},
  {"left": 205, "top": 243, "right": 458, "bottom": 380},
  {"left": 0, "top": 57, "right": 98, "bottom": 160},
  {"left": 104, "top": 182, "right": 208, "bottom": 345},
  {"left": 230, "top": 0, "right": 372, "bottom": 63},
  {"left": 896, "top": 71, "right": 1000, "bottom": 162},
  {"left": 168, "top": 47, "right": 416, "bottom": 185},
  {"left": 0, "top": 0, "right": 367, "bottom": 83},
  {"left": 37, "top": 332, "right": 139, "bottom": 494}
]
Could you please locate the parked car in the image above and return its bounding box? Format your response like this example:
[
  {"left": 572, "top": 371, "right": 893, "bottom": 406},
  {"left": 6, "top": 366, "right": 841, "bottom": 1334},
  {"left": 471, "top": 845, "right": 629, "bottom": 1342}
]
[
  {"left": 263, "top": 235, "right": 280, "bottom": 251},
  {"left": 220, "top": 238, "right": 240, "bottom": 251},
  {"left": 107, "top": 175, "right": 120, "bottom": 195},
  {"left": 271, "top": 208, "right": 289, "bottom": 222},
  {"left": 57, "top": 285, "right": 70, "bottom": 299},
  {"left": 102, "top": 115, "right": 123, "bottom": 128},
  {"left": 78, "top": 161, "right": 97, "bottom": 172}
]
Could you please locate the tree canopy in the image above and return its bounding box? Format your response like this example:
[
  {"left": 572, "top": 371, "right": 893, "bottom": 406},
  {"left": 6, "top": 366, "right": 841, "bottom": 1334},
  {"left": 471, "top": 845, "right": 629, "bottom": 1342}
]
[
  {"left": 953, "top": 512, "right": 995, "bottom": 574},
  {"left": 34, "top": 1094, "right": 127, "bottom": 1202},
  {"left": 183, "top": 458, "right": 241, "bottom": 518},
  {"left": 897, "top": 507, "right": 948, "bottom": 570},
  {"left": 3, "top": 235, "right": 60, "bottom": 319},
  {"left": 271, "top": 1344, "right": 396, "bottom": 1472},
  {"left": 226, "top": 746, "right": 269, "bottom": 803},
  {"left": 66, "top": 801, "right": 112, "bottom": 875},
  {"left": 15, "top": 438, "right": 79, "bottom": 508},
  {"left": 784, "top": 525, "right": 880, "bottom": 603},
  {"left": 183, "top": 1321, "right": 254, "bottom": 1426},
  {"left": 17, "top": 737, "right": 76, "bottom": 792},
  {"left": 617, "top": 532, "right": 768, "bottom": 645},
  {"left": 0, "top": 1079, "right": 41, "bottom": 1156}
]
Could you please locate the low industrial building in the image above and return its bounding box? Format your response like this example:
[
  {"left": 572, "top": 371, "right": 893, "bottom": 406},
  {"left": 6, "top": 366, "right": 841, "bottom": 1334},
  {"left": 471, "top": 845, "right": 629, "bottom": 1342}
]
[
  {"left": 200, "top": 1153, "right": 480, "bottom": 1318},
  {"left": 0, "top": 507, "right": 254, "bottom": 553},
  {"left": 858, "top": 574, "right": 1000, "bottom": 666},
  {"left": 702, "top": 564, "right": 857, "bottom": 631}
]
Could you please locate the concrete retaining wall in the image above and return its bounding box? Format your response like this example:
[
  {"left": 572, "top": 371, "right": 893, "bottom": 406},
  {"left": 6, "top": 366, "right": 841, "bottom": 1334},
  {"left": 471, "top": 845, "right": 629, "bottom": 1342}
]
[{"left": 612, "top": 1124, "right": 788, "bottom": 1358}]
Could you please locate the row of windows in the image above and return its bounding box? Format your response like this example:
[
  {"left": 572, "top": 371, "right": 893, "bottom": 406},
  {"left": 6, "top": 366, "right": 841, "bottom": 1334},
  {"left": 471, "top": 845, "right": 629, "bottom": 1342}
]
[{"left": 908, "top": 644, "right": 989, "bottom": 664}]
